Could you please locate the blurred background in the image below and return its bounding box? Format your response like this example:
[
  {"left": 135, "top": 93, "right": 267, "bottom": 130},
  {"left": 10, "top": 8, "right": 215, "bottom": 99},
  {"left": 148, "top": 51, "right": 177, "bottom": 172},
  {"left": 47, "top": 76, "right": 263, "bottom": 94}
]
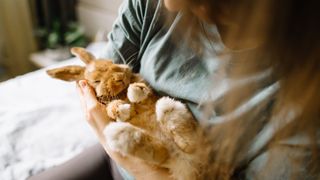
[
  {"left": 0, "top": 0, "right": 122, "bottom": 82},
  {"left": 0, "top": 1, "right": 124, "bottom": 179}
]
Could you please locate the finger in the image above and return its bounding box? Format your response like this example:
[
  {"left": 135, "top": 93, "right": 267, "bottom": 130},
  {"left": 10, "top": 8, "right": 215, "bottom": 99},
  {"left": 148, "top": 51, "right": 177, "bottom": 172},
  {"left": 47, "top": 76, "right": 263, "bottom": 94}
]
[
  {"left": 79, "top": 80, "right": 98, "bottom": 109},
  {"left": 77, "top": 81, "right": 100, "bottom": 131},
  {"left": 79, "top": 80, "right": 110, "bottom": 130},
  {"left": 81, "top": 81, "right": 95, "bottom": 98},
  {"left": 76, "top": 82, "right": 85, "bottom": 106},
  {"left": 76, "top": 81, "right": 83, "bottom": 95},
  {"left": 76, "top": 82, "right": 92, "bottom": 120}
]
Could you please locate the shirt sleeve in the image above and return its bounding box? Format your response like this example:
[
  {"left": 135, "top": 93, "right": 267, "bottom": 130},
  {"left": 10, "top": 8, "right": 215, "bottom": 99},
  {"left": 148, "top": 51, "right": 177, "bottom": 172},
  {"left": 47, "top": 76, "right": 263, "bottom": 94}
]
[{"left": 101, "top": 0, "right": 146, "bottom": 71}]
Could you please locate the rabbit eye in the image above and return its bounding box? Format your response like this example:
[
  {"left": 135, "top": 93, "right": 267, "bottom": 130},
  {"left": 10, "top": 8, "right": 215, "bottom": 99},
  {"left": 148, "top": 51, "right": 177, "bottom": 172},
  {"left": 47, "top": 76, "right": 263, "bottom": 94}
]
[
  {"left": 114, "top": 79, "right": 124, "bottom": 86},
  {"left": 94, "top": 80, "right": 101, "bottom": 83}
]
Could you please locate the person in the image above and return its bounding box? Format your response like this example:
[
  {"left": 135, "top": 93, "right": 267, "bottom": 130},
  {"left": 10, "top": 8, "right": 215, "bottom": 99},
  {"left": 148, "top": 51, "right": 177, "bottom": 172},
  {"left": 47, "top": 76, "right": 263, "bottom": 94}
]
[{"left": 30, "top": 0, "right": 320, "bottom": 179}]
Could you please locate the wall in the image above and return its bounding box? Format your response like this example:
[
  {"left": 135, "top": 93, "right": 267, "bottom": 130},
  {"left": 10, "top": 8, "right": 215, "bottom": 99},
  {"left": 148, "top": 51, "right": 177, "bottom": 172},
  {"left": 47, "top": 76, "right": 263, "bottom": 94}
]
[
  {"left": 77, "top": 0, "right": 123, "bottom": 39},
  {"left": 0, "top": 0, "right": 122, "bottom": 77},
  {"left": 0, "top": 0, "right": 37, "bottom": 76},
  {"left": 0, "top": 15, "right": 5, "bottom": 65}
]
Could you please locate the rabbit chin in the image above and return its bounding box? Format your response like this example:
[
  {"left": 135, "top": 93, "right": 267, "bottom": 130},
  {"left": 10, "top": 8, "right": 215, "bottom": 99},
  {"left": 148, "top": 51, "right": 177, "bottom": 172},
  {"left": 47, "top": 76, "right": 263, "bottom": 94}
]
[{"left": 97, "top": 90, "right": 127, "bottom": 105}]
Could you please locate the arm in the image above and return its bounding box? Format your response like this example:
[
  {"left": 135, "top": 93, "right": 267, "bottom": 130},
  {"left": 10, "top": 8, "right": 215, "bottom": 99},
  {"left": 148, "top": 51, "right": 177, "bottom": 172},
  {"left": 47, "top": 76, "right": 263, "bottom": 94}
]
[
  {"left": 77, "top": 0, "right": 173, "bottom": 178},
  {"left": 77, "top": 80, "right": 171, "bottom": 180}
]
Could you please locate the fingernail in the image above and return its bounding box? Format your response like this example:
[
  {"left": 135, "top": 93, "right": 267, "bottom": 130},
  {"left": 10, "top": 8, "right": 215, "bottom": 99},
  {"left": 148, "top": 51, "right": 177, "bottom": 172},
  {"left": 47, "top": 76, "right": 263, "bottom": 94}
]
[{"left": 80, "top": 81, "right": 86, "bottom": 88}]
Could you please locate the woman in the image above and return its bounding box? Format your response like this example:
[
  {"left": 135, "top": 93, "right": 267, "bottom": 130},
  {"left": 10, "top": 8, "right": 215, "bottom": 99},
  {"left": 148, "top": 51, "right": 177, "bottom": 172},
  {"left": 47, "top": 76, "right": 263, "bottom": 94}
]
[{"left": 30, "top": 0, "right": 320, "bottom": 179}]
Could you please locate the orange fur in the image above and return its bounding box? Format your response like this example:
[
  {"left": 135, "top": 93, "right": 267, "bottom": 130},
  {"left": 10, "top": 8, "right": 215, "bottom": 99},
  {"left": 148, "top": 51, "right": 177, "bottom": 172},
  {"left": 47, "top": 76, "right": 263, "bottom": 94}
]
[{"left": 47, "top": 47, "right": 210, "bottom": 180}]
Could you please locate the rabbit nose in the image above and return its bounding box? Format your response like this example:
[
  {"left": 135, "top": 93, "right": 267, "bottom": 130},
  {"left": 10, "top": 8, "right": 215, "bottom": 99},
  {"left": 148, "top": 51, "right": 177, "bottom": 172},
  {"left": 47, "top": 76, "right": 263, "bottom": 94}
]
[{"left": 96, "top": 84, "right": 109, "bottom": 97}]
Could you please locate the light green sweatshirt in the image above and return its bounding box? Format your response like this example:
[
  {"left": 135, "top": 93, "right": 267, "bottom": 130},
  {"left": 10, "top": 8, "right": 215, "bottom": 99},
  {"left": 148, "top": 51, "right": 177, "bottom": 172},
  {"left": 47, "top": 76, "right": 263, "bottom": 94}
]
[{"left": 102, "top": 0, "right": 318, "bottom": 179}]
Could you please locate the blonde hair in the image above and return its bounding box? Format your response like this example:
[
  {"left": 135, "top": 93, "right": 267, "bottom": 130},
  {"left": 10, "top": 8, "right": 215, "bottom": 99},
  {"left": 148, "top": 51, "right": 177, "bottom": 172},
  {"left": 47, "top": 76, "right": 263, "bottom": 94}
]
[{"left": 170, "top": 0, "right": 320, "bottom": 178}]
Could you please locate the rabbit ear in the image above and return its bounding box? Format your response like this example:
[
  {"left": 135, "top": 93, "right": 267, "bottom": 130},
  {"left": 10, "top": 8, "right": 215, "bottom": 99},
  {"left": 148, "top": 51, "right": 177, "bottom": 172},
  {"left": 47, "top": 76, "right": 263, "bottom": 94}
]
[
  {"left": 46, "top": 65, "right": 85, "bottom": 81},
  {"left": 71, "top": 47, "right": 95, "bottom": 64}
]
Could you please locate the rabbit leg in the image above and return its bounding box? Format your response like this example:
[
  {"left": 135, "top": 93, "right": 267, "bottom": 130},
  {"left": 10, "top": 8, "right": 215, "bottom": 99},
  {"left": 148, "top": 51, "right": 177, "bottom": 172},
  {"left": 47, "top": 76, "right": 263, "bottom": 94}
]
[
  {"left": 106, "top": 100, "right": 131, "bottom": 122},
  {"left": 103, "top": 122, "right": 169, "bottom": 165},
  {"left": 127, "top": 82, "right": 151, "bottom": 103},
  {"left": 156, "top": 97, "right": 198, "bottom": 153}
]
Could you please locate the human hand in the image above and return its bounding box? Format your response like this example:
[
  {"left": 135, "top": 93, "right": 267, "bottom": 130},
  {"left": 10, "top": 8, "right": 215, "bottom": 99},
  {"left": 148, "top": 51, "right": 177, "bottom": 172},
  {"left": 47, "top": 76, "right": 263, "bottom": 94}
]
[{"left": 76, "top": 80, "right": 172, "bottom": 180}]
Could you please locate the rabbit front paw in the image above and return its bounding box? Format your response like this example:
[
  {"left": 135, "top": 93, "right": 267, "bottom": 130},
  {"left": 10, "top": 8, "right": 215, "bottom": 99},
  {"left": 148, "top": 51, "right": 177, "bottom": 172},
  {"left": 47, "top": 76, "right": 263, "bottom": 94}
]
[
  {"left": 106, "top": 100, "right": 131, "bottom": 121},
  {"left": 127, "top": 83, "right": 151, "bottom": 103}
]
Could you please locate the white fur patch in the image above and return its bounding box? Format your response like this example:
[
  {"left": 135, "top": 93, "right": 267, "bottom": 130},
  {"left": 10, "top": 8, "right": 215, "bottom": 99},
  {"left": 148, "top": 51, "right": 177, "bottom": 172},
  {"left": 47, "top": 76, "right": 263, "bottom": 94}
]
[
  {"left": 156, "top": 97, "right": 186, "bottom": 121},
  {"left": 127, "top": 83, "right": 150, "bottom": 103},
  {"left": 118, "top": 64, "right": 130, "bottom": 69},
  {"left": 117, "top": 104, "right": 131, "bottom": 121},
  {"left": 103, "top": 122, "right": 142, "bottom": 155}
]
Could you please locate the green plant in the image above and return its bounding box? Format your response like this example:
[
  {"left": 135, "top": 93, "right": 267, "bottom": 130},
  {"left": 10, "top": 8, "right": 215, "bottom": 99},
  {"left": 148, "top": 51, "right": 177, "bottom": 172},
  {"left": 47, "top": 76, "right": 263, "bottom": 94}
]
[{"left": 36, "top": 20, "right": 88, "bottom": 49}]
